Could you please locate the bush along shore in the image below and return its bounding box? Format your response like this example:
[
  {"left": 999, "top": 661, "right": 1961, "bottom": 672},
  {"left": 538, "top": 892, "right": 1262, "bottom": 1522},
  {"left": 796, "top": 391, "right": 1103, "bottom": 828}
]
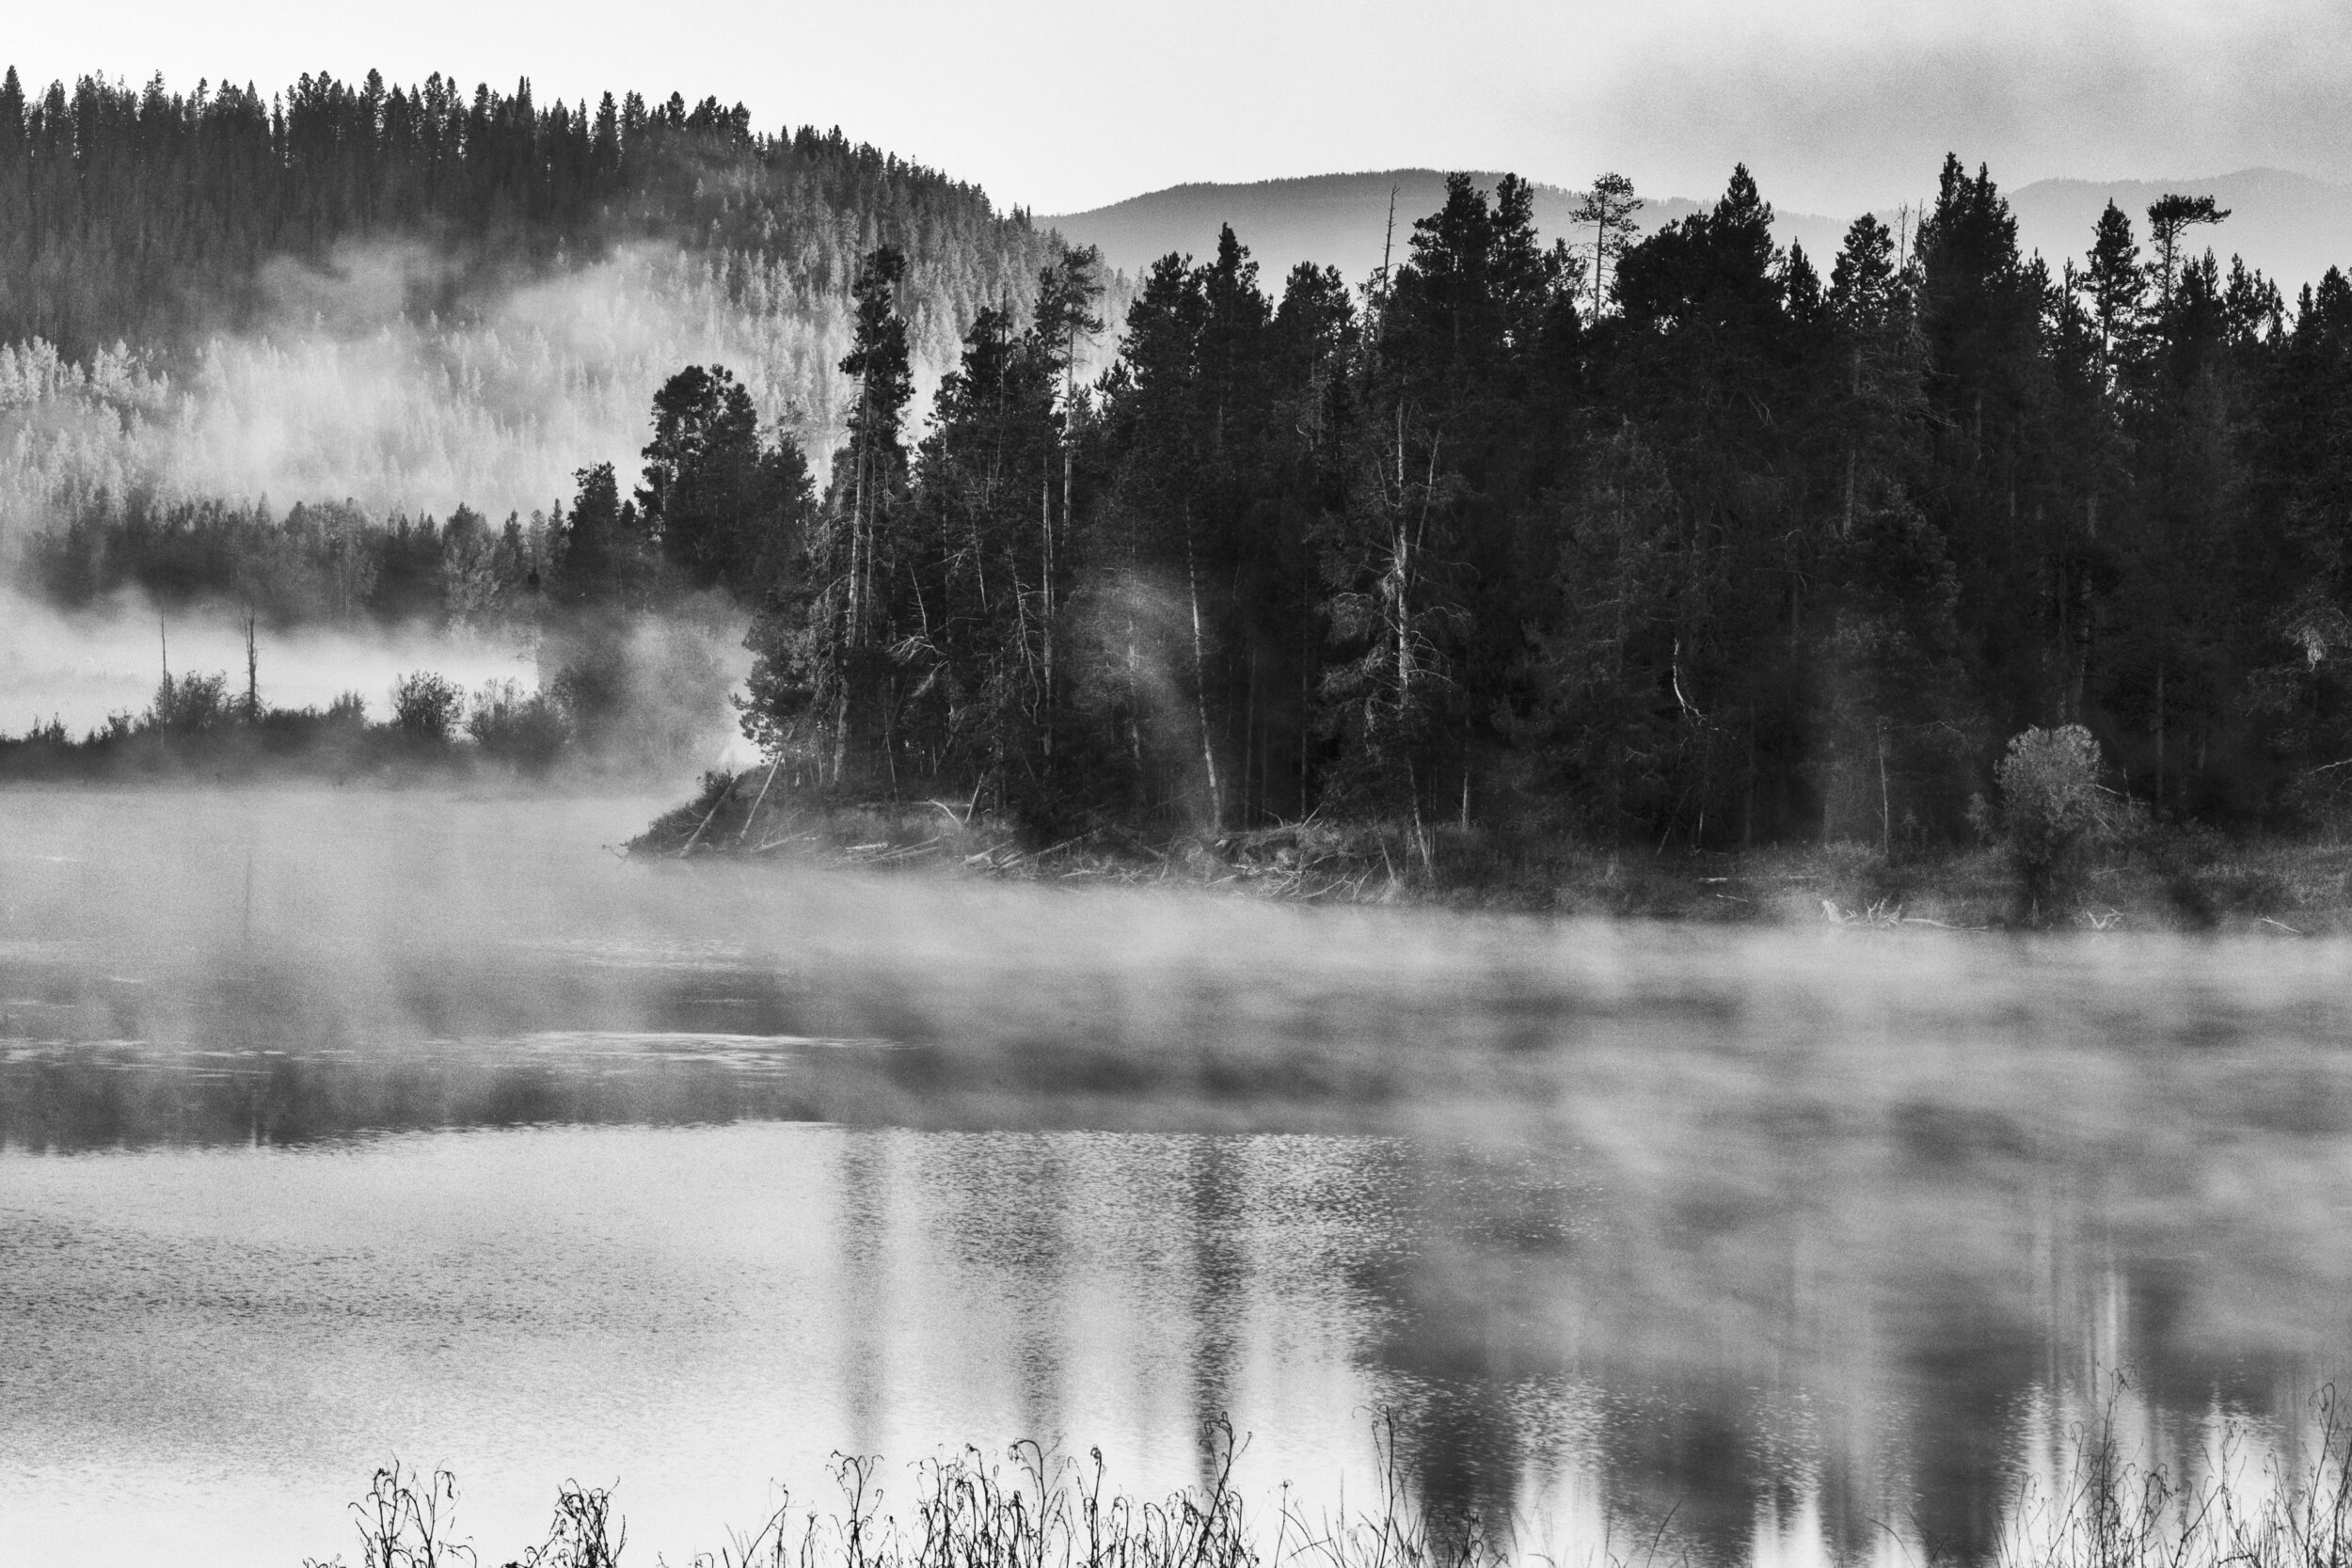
[
  {"left": 0, "top": 646, "right": 728, "bottom": 784},
  {"left": 309, "top": 1397, "right": 2352, "bottom": 1568},
  {"left": 630, "top": 725, "right": 2352, "bottom": 934}
]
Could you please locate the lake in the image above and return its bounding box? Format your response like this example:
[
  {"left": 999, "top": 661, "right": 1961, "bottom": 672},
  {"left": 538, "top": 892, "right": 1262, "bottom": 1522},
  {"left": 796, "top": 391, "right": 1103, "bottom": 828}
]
[{"left": 4, "top": 787, "right": 2350, "bottom": 1567}]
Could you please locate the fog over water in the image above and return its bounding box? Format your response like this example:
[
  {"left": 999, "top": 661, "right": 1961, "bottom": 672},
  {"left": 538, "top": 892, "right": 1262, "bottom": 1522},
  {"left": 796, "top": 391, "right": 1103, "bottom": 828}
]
[
  {"left": 5, "top": 789, "right": 2352, "bottom": 1566},
  {"left": 0, "top": 585, "right": 550, "bottom": 736}
]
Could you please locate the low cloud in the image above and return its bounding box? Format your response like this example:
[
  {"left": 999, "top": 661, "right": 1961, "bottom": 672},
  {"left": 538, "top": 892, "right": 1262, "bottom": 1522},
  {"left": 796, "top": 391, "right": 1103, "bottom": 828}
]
[
  {"left": 0, "top": 584, "right": 539, "bottom": 737},
  {"left": 0, "top": 237, "right": 868, "bottom": 548}
]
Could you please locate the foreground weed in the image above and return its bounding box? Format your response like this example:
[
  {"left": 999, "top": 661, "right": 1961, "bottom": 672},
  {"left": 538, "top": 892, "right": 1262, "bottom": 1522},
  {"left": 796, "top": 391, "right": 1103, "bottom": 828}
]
[
  {"left": 519, "top": 1482, "right": 626, "bottom": 1568},
  {"left": 312, "top": 1396, "right": 2352, "bottom": 1568},
  {"left": 1998, "top": 1378, "right": 2352, "bottom": 1568},
  {"left": 306, "top": 1462, "right": 475, "bottom": 1568},
  {"left": 307, "top": 1468, "right": 621, "bottom": 1568}
]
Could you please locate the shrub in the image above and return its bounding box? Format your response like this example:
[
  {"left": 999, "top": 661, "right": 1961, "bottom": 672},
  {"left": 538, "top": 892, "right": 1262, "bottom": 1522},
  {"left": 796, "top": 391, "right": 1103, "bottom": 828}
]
[
  {"left": 149, "top": 670, "right": 234, "bottom": 734},
  {"left": 468, "top": 678, "right": 568, "bottom": 771},
  {"left": 389, "top": 672, "right": 465, "bottom": 742},
  {"left": 1973, "top": 724, "right": 2136, "bottom": 916}
]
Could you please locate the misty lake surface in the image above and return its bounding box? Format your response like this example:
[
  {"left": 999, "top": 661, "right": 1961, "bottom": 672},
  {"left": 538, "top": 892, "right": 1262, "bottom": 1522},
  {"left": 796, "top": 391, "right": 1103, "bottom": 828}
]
[{"left": 5, "top": 787, "right": 2352, "bottom": 1567}]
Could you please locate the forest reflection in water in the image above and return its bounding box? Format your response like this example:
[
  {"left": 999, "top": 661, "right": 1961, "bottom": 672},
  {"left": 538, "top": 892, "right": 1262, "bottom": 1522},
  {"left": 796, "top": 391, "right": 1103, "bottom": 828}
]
[{"left": 3, "top": 788, "right": 2352, "bottom": 1567}]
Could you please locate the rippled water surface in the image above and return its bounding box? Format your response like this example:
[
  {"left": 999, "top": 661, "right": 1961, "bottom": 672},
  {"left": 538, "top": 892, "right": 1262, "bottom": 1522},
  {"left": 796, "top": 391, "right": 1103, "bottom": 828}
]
[{"left": 5, "top": 787, "right": 2352, "bottom": 1567}]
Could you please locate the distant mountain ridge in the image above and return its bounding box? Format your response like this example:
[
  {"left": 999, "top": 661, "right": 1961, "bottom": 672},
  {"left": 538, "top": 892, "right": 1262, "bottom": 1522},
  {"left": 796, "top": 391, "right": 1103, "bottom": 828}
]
[
  {"left": 1049, "top": 166, "right": 2352, "bottom": 297},
  {"left": 1044, "top": 170, "right": 1837, "bottom": 292},
  {"left": 2007, "top": 168, "right": 2352, "bottom": 296}
]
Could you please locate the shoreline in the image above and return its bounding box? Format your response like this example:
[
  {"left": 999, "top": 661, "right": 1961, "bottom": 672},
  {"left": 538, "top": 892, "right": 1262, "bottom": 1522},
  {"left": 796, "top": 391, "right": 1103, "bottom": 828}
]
[{"left": 626, "top": 768, "right": 2352, "bottom": 934}]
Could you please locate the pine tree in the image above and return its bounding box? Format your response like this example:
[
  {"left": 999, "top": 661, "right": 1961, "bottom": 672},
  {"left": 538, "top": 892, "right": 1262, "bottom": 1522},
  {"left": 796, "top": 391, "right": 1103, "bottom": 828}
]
[
  {"left": 2146, "top": 194, "right": 2229, "bottom": 311},
  {"left": 740, "top": 246, "right": 915, "bottom": 787},
  {"left": 636, "top": 363, "right": 813, "bottom": 597},
  {"left": 2080, "top": 201, "right": 2143, "bottom": 380},
  {"left": 1025, "top": 243, "right": 1105, "bottom": 764},
  {"left": 1570, "top": 172, "right": 1643, "bottom": 322}
]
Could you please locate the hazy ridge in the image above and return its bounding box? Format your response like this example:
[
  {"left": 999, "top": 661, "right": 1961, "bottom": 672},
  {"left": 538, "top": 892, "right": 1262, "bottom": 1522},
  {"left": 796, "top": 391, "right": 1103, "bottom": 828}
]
[
  {"left": 1048, "top": 166, "right": 2352, "bottom": 294},
  {"left": 2005, "top": 166, "right": 2352, "bottom": 297},
  {"left": 1042, "top": 170, "right": 1809, "bottom": 287}
]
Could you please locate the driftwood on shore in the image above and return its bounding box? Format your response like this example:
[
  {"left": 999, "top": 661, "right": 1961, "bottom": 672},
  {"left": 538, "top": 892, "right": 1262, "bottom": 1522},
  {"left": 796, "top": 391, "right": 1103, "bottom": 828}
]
[{"left": 628, "top": 768, "right": 1450, "bottom": 902}]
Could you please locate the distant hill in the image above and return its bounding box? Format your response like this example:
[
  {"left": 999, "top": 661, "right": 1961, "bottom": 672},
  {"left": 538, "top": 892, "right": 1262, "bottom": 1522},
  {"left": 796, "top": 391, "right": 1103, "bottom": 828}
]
[
  {"left": 1049, "top": 166, "right": 2352, "bottom": 300},
  {"left": 0, "top": 70, "right": 1068, "bottom": 533},
  {"left": 1043, "top": 170, "right": 1845, "bottom": 291},
  {"left": 2006, "top": 168, "right": 2352, "bottom": 296}
]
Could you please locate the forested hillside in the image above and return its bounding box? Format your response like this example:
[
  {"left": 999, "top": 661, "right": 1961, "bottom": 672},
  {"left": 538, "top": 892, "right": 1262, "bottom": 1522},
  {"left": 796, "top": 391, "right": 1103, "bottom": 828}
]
[
  {"left": 0, "top": 69, "right": 1085, "bottom": 535},
  {"left": 0, "top": 68, "right": 1044, "bottom": 356}
]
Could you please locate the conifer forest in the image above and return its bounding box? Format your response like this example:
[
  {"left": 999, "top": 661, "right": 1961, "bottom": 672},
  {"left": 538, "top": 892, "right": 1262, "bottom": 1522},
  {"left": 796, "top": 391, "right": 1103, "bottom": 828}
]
[{"left": 8, "top": 67, "right": 2352, "bottom": 849}]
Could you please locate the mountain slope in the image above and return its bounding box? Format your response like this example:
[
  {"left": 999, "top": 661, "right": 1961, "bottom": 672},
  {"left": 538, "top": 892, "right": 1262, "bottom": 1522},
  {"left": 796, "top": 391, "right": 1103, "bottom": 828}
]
[
  {"left": 1050, "top": 166, "right": 2352, "bottom": 298},
  {"left": 0, "top": 70, "right": 1076, "bottom": 535},
  {"left": 1043, "top": 170, "right": 1843, "bottom": 288},
  {"left": 2006, "top": 167, "right": 2352, "bottom": 295}
]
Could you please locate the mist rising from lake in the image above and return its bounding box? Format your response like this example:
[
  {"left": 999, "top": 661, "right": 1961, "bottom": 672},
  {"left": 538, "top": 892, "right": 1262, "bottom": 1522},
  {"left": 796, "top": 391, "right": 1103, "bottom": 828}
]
[{"left": 3, "top": 787, "right": 2348, "bottom": 1566}]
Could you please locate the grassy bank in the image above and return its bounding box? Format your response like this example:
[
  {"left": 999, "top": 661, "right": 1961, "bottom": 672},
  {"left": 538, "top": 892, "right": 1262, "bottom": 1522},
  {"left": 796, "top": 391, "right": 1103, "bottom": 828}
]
[{"left": 629, "top": 768, "right": 2352, "bottom": 933}]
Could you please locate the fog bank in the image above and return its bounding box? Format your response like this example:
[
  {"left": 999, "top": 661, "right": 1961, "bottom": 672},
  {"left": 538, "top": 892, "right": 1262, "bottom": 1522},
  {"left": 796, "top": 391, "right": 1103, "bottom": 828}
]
[
  {"left": 0, "top": 585, "right": 542, "bottom": 736},
  {"left": 0, "top": 239, "right": 893, "bottom": 552}
]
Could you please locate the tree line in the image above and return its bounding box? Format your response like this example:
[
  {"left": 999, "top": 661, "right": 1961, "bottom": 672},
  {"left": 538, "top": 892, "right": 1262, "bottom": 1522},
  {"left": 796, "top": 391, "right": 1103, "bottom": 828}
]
[
  {"left": 0, "top": 66, "right": 1057, "bottom": 360},
  {"left": 682, "top": 159, "right": 2352, "bottom": 844},
  {"left": 28, "top": 493, "right": 548, "bottom": 628},
  {"left": 22, "top": 139, "right": 2352, "bottom": 843}
]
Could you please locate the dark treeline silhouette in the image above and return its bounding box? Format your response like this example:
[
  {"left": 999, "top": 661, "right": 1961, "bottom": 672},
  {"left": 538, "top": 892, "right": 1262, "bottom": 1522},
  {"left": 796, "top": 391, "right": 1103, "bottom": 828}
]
[
  {"left": 27, "top": 493, "right": 548, "bottom": 628},
  {"left": 716, "top": 157, "right": 2352, "bottom": 845},
  {"left": 0, "top": 661, "right": 578, "bottom": 781},
  {"left": 0, "top": 65, "right": 1051, "bottom": 356}
]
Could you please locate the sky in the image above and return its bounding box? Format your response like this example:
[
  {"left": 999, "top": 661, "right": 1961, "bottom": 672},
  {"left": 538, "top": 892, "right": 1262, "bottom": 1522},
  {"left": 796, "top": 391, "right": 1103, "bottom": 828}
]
[{"left": 5, "top": 0, "right": 2348, "bottom": 220}]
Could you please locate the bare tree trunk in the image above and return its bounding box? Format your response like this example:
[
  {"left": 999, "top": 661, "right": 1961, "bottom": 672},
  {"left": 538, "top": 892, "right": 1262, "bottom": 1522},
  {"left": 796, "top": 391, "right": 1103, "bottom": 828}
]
[
  {"left": 1185, "top": 513, "right": 1222, "bottom": 827},
  {"left": 1390, "top": 407, "right": 1416, "bottom": 716},
  {"left": 836, "top": 416, "right": 871, "bottom": 787},
  {"left": 1878, "top": 723, "right": 1891, "bottom": 860},
  {"left": 1406, "top": 759, "right": 1419, "bottom": 864},
  {"left": 1242, "top": 641, "right": 1258, "bottom": 827},
  {"left": 1460, "top": 712, "right": 1470, "bottom": 831},
  {"left": 831, "top": 687, "right": 850, "bottom": 786},
  {"left": 1298, "top": 583, "right": 1313, "bottom": 818},
  {"left": 1393, "top": 515, "right": 1411, "bottom": 702},
  {"left": 2071, "top": 494, "right": 2099, "bottom": 722},
  {"left": 849, "top": 435, "right": 868, "bottom": 648},
  {"left": 1009, "top": 555, "right": 1036, "bottom": 706},
  {"left": 1041, "top": 467, "right": 1054, "bottom": 759},
  {"left": 1126, "top": 607, "right": 1145, "bottom": 783},
  {"left": 1843, "top": 345, "right": 1864, "bottom": 537}
]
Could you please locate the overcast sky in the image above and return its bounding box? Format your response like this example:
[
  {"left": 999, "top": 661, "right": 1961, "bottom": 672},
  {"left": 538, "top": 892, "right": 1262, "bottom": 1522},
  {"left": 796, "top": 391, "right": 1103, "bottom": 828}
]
[{"left": 8, "top": 0, "right": 2347, "bottom": 218}]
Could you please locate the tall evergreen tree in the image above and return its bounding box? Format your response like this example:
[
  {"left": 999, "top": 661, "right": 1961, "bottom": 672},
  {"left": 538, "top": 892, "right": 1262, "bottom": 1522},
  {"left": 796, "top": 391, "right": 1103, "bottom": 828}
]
[
  {"left": 636, "top": 363, "right": 814, "bottom": 597},
  {"left": 741, "top": 246, "right": 914, "bottom": 784}
]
